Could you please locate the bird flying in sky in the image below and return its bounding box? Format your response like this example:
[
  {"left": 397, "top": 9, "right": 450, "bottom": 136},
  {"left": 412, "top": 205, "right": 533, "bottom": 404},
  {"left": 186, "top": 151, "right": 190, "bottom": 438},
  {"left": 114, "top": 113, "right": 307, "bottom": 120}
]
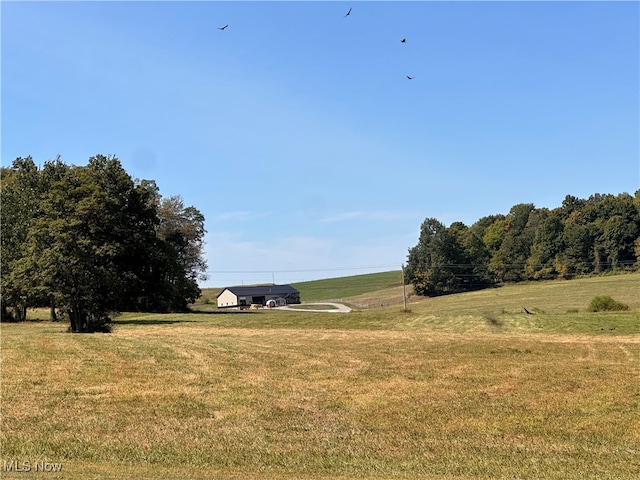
[
  {"left": 218, "top": 25, "right": 228, "bottom": 30},
  {"left": 406, "top": 76, "right": 414, "bottom": 80},
  {"left": 344, "top": 7, "right": 352, "bottom": 18},
  {"left": 401, "top": 38, "right": 406, "bottom": 43}
]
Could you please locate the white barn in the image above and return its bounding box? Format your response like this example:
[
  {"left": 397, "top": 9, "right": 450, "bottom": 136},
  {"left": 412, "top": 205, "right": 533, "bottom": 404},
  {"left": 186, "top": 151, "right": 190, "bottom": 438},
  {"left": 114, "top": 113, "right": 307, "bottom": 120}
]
[{"left": 216, "top": 285, "right": 301, "bottom": 309}]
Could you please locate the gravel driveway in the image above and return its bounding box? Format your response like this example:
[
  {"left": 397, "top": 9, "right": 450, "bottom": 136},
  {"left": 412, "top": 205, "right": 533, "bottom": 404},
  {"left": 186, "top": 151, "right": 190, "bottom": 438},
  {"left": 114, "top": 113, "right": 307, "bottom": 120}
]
[{"left": 275, "top": 302, "right": 352, "bottom": 313}]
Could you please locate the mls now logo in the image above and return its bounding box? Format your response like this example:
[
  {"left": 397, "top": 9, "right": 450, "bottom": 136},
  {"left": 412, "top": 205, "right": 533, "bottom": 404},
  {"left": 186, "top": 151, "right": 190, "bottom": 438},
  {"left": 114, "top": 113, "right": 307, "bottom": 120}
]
[{"left": 3, "top": 459, "right": 63, "bottom": 472}]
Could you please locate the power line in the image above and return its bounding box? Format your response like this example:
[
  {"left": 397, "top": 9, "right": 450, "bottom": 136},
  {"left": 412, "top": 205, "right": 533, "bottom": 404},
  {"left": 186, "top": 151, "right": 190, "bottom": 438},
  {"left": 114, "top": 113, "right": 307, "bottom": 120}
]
[
  {"left": 206, "top": 259, "right": 636, "bottom": 276},
  {"left": 205, "top": 264, "right": 400, "bottom": 275}
]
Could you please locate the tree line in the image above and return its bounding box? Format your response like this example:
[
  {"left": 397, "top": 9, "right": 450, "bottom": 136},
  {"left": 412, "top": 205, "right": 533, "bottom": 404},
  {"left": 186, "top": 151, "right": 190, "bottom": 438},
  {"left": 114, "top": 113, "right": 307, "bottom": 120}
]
[
  {"left": 1, "top": 155, "right": 207, "bottom": 332},
  {"left": 405, "top": 191, "right": 640, "bottom": 296}
]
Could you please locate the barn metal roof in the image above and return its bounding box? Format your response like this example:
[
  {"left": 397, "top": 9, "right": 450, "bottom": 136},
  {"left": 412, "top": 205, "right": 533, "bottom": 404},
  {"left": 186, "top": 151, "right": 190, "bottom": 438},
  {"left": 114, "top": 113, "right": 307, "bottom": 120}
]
[{"left": 216, "top": 285, "right": 299, "bottom": 298}]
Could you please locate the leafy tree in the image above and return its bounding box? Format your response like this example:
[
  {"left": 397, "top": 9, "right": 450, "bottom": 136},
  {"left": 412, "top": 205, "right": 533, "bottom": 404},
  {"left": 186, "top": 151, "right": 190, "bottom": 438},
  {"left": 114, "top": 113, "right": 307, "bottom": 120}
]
[
  {"left": 1, "top": 157, "right": 42, "bottom": 321},
  {"left": 561, "top": 194, "right": 586, "bottom": 217},
  {"left": 556, "top": 210, "right": 596, "bottom": 277},
  {"left": 13, "top": 156, "right": 140, "bottom": 331},
  {"left": 406, "top": 218, "right": 468, "bottom": 295},
  {"left": 526, "top": 209, "right": 564, "bottom": 279},
  {"left": 447, "top": 222, "right": 478, "bottom": 290},
  {"left": 602, "top": 215, "right": 637, "bottom": 268},
  {"left": 599, "top": 194, "right": 639, "bottom": 268},
  {"left": 482, "top": 215, "right": 508, "bottom": 253},
  {"left": 540, "top": 192, "right": 638, "bottom": 276},
  {"left": 488, "top": 203, "right": 535, "bottom": 282},
  {"left": 2, "top": 155, "right": 209, "bottom": 331},
  {"left": 154, "top": 196, "right": 208, "bottom": 310},
  {"left": 464, "top": 216, "right": 496, "bottom": 288}
]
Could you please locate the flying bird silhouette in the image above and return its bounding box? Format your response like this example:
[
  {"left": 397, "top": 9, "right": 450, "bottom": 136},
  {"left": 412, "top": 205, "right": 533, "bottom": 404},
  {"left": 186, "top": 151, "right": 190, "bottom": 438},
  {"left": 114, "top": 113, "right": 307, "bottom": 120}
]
[
  {"left": 406, "top": 76, "right": 414, "bottom": 80},
  {"left": 218, "top": 25, "right": 228, "bottom": 30},
  {"left": 344, "top": 7, "right": 352, "bottom": 17},
  {"left": 401, "top": 38, "right": 406, "bottom": 43}
]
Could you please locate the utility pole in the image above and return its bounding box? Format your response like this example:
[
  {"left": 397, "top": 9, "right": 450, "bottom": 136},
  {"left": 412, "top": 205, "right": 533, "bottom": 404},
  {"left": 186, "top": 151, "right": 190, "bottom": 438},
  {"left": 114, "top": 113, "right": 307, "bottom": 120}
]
[{"left": 401, "top": 264, "right": 407, "bottom": 312}]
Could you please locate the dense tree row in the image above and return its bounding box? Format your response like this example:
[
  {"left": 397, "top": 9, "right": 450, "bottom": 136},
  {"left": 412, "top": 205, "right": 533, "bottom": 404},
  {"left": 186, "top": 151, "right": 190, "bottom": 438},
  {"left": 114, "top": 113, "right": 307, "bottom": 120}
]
[
  {"left": 405, "top": 191, "right": 640, "bottom": 296},
  {"left": 1, "top": 155, "right": 207, "bottom": 332}
]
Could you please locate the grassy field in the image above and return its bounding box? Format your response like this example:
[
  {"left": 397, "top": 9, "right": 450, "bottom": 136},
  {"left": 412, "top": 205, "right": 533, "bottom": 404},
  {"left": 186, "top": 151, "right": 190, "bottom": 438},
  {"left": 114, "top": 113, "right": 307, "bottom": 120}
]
[
  {"left": 1, "top": 273, "right": 639, "bottom": 479},
  {"left": 291, "top": 271, "right": 405, "bottom": 303}
]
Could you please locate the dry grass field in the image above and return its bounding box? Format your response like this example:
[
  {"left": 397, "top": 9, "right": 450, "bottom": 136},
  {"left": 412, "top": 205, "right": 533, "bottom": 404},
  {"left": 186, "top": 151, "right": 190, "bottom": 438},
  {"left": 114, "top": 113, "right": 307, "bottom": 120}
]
[{"left": 1, "top": 273, "right": 639, "bottom": 479}]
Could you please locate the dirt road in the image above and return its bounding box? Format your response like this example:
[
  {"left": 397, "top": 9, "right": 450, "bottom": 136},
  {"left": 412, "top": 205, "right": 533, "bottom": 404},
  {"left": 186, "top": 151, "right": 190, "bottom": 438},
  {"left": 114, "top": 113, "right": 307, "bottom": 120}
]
[{"left": 275, "top": 302, "right": 352, "bottom": 313}]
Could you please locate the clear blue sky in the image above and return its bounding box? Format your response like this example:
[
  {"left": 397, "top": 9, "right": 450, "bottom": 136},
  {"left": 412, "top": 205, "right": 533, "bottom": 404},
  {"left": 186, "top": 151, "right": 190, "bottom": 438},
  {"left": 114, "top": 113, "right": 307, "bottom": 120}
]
[{"left": 2, "top": 1, "right": 639, "bottom": 287}]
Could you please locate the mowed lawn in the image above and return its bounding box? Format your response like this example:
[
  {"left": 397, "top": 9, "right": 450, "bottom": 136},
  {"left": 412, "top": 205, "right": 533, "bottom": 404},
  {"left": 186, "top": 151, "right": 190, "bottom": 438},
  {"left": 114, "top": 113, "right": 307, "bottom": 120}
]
[{"left": 1, "top": 274, "right": 640, "bottom": 479}]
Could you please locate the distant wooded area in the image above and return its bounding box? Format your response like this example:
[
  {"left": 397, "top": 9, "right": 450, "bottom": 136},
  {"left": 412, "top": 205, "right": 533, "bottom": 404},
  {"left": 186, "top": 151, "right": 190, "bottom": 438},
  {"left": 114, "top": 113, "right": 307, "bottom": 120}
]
[{"left": 405, "top": 191, "right": 640, "bottom": 296}]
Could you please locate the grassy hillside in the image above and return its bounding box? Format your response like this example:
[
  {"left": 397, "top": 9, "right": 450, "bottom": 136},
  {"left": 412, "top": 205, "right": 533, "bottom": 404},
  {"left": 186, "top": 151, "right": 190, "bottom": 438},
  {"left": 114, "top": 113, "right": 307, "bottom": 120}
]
[
  {"left": 404, "top": 271, "right": 640, "bottom": 315},
  {"left": 292, "top": 270, "right": 404, "bottom": 302},
  {"left": 298, "top": 270, "right": 640, "bottom": 311},
  {"left": 2, "top": 273, "right": 639, "bottom": 480},
  {"left": 197, "top": 270, "right": 404, "bottom": 305},
  {"left": 200, "top": 270, "right": 639, "bottom": 312}
]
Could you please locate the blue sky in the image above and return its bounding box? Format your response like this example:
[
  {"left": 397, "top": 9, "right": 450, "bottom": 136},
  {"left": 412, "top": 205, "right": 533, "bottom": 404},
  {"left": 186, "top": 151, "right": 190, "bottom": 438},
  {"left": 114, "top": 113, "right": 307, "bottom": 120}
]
[{"left": 2, "top": 1, "right": 639, "bottom": 287}]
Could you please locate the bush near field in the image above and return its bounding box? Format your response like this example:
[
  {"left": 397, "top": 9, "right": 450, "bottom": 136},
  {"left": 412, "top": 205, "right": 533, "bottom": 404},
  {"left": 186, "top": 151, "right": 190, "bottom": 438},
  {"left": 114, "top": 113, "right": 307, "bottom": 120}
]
[{"left": 587, "top": 295, "right": 630, "bottom": 312}]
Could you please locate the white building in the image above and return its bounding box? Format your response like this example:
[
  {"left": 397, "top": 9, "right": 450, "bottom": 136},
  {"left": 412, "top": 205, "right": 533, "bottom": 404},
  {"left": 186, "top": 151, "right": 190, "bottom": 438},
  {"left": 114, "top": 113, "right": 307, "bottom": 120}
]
[{"left": 216, "top": 285, "right": 301, "bottom": 309}]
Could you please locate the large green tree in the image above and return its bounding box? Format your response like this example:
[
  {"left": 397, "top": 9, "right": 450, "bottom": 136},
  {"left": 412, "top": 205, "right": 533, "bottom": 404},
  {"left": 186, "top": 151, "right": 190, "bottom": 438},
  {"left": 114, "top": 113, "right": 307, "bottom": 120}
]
[
  {"left": 464, "top": 215, "right": 498, "bottom": 288},
  {"left": 11, "top": 156, "right": 154, "bottom": 331},
  {"left": 151, "top": 195, "right": 207, "bottom": 311},
  {"left": 488, "top": 203, "right": 536, "bottom": 282},
  {"left": 2, "top": 155, "right": 208, "bottom": 331},
  {"left": 525, "top": 209, "right": 564, "bottom": 280},
  {"left": 1, "top": 157, "right": 44, "bottom": 321},
  {"left": 406, "top": 218, "right": 468, "bottom": 296}
]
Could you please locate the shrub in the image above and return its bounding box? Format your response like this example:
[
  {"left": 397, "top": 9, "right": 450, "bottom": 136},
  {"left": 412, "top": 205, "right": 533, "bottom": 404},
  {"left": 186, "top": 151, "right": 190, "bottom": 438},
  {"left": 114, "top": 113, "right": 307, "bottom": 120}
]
[{"left": 587, "top": 295, "right": 630, "bottom": 312}]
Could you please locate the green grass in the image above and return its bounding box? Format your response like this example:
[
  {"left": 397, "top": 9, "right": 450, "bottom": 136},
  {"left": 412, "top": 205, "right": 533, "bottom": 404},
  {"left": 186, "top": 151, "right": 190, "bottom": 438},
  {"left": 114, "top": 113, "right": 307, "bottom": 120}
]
[
  {"left": 283, "top": 304, "right": 340, "bottom": 311},
  {"left": 291, "top": 270, "right": 404, "bottom": 302},
  {"left": 198, "top": 270, "right": 639, "bottom": 313},
  {"left": 197, "top": 270, "right": 405, "bottom": 306},
  {"left": 2, "top": 273, "right": 640, "bottom": 479}
]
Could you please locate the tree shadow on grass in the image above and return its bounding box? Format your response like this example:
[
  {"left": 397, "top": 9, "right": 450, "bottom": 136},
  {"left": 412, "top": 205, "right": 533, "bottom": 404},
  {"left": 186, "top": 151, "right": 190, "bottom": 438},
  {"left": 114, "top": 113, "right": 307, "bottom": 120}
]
[
  {"left": 114, "top": 319, "right": 197, "bottom": 325},
  {"left": 114, "top": 309, "right": 257, "bottom": 325},
  {"left": 186, "top": 308, "right": 258, "bottom": 315}
]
